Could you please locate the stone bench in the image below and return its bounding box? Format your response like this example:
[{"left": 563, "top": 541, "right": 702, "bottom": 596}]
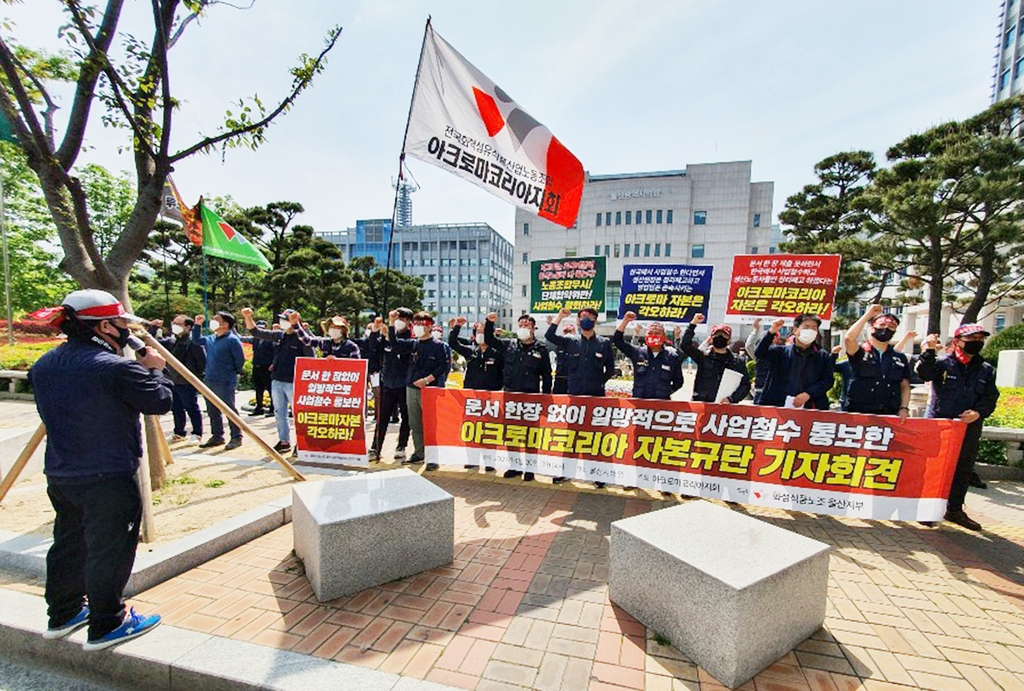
[
  {"left": 610, "top": 501, "right": 830, "bottom": 689},
  {"left": 292, "top": 469, "right": 454, "bottom": 602}
]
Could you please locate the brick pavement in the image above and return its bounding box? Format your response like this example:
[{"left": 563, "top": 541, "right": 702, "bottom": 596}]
[{"left": 121, "top": 465, "right": 1024, "bottom": 691}]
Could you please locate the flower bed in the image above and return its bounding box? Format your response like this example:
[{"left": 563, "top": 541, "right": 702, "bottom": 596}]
[{"left": 979, "top": 387, "right": 1024, "bottom": 466}]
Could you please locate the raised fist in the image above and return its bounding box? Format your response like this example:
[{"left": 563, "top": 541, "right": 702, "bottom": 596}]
[
  {"left": 623, "top": 311, "right": 637, "bottom": 323},
  {"left": 194, "top": 314, "right": 205, "bottom": 326},
  {"left": 240, "top": 307, "right": 254, "bottom": 317},
  {"left": 456, "top": 316, "right": 467, "bottom": 326},
  {"left": 487, "top": 312, "right": 498, "bottom": 323},
  {"left": 922, "top": 333, "right": 940, "bottom": 351},
  {"left": 289, "top": 311, "right": 301, "bottom": 324},
  {"left": 866, "top": 304, "right": 884, "bottom": 319},
  {"left": 770, "top": 318, "right": 786, "bottom": 333},
  {"left": 692, "top": 313, "right": 706, "bottom": 325},
  {"left": 557, "top": 308, "right": 572, "bottom": 319}
]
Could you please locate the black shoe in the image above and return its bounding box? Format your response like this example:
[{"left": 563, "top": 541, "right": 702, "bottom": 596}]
[
  {"left": 661, "top": 491, "right": 674, "bottom": 498},
  {"left": 919, "top": 521, "right": 937, "bottom": 527},
  {"left": 503, "top": 470, "right": 522, "bottom": 479},
  {"left": 523, "top": 472, "right": 535, "bottom": 482},
  {"left": 248, "top": 408, "right": 264, "bottom": 417},
  {"left": 273, "top": 441, "right": 291, "bottom": 453},
  {"left": 624, "top": 486, "right": 637, "bottom": 491},
  {"left": 464, "top": 464, "right": 476, "bottom": 470},
  {"left": 198, "top": 436, "right": 225, "bottom": 449},
  {"left": 594, "top": 482, "right": 606, "bottom": 489},
  {"left": 264, "top": 410, "right": 275, "bottom": 417},
  {"left": 224, "top": 438, "right": 242, "bottom": 451},
  {"left": 425, "top": 463, "right": 439, "bottom": 471},
  {"left": 968, "top": 472, "right": 987, "bottom": 490},
  {"left": 944, "top": 510, "right": 982, "bottom": 531},
  {"left": 485, "top": 467, "right": 495, "bottom": 473},
  {"left": 552, "top": 477, "right": 567, "bottom": 485}
]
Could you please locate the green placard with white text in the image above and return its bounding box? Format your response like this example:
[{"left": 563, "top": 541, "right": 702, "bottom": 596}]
[{"left": 530, "top": 256, "right": 606, "bottom": 314}]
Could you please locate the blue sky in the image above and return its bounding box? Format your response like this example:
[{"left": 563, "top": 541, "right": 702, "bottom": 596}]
[{"left": 9, "top": 1, "right": 1002, "bottom": 242}]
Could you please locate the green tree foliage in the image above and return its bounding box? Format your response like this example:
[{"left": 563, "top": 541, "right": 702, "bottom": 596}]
[
  {"left": 348, "top": 255, "right": 424, "bottom": 320},
  {"left": 0, "top": 2, "right": 340, "bottom": 307}
]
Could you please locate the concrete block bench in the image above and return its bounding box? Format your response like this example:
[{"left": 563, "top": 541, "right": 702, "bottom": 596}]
[
  {"left": 610, "top": 501, "right": 830, "bottom": 689},
  {"left": 293, "top": 469, "right": 454, "bottom": 602}
]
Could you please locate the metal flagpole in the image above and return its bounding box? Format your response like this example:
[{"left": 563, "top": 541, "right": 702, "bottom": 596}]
[
  {"left": 0, "top": 153, "right": 13, "bottom": 345},
  {"left": 200, "top": 199, "right": 209, "bottom": 324},
  {"left": 382, "top": 16, "right": 432, "bottom": 317}
]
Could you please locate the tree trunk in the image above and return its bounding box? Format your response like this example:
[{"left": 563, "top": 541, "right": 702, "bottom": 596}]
[
  {"left": 927, "top": 241, "right": 944, "bottom": 336},
  {"left": 960, "top": 241, "right": 997, "bottom": 325}
]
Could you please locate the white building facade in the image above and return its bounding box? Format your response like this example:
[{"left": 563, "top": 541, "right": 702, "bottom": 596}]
[{"left": 512, "top": 161, "right": 774, "bottom": 333}]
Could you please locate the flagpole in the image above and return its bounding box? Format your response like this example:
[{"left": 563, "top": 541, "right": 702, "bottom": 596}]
[
  {"left": 199, "top": 198, "right": 209, "bottom": 325},
  {"left": 382, "top": 16, "right": 431, "bottom": 318},
  {"left": 0, "top": 152, "right": 13, "bottom": 345}
]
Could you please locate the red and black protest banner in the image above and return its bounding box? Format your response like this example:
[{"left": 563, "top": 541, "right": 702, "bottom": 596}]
[
  {"left": 293, "top": 357, "right": 368, "bottom": 467},
  {"left": 726, "top": 254, "right": 841, "bottom": 326},
  {"left": 422, "top": 388, "right": 965, "bottom": 521}
]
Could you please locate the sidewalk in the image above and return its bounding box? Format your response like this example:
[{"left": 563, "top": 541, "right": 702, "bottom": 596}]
[{"left": 2, "top": 398, "right": 1024, "bottom": 690}]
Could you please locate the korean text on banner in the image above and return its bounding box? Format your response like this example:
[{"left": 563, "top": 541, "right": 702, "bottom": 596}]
[
  {"left": 726, "top": 254, "right": 841, "bottom": 326},
  {"left": 531, "top": 256, "right": 605, "bottom": 314},
  {"left": 422, "top": 388, "right": 965, "bottom": 522},
  {"left": 404, "top": 24, "right": 584, "bottom": 228},
  {"left": 293, "top": 357, "right": 369, "bottom": 467},
  {"left": 618, "top": 264, "right": 713, "bottom": 323}
]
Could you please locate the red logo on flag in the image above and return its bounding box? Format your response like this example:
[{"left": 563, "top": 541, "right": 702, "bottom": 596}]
[{"left": 218, "top": 221, "right": 236, "bottom": 241}]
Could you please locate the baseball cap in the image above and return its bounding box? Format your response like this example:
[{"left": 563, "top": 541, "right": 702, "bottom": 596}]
[
  {"left": 710, "top": 323, "right": 732, "bottom": 338},
  {"left": 330, "top": 316, "right": 349, "bottom": 328},
  {"left": 954, "top": 324, "right": 990, "bottom": 338}
]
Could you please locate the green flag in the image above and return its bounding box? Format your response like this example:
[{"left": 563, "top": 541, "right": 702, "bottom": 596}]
[{"left": 200, "top": 200, "right": 272, "bottom": 270}]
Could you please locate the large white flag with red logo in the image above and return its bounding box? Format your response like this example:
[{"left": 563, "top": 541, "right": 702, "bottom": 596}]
[{"left": 404, "top": 24, "right": 584, "bottom": 229}]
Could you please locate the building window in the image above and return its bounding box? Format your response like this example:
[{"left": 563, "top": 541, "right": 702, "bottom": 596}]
[
  {"left": 634, "top": 243, "right": 640, "bottom": 257},
  {"left": 624, "top": 244, "right": 631, "bottom": 258},
  {"left": 615, "top": 211, "right": 622, "bottom": 225},
  {"left": 644, "top": 243, "right": 651, "bottom": 257},
  {"left": 664, "top": 243, "right": 671, "bottom": 257},
  {"left": 646, "top": 210, "right": 652, "bottom": 224},
  {"left": 565, "top": 247, "right": 577, "bottom": 257},
  {"left": 666, "top": 210, "right": 673, "bottom": 224},
  {"left": 521, "top": 285, "right": 527, "bottom": 297},
  {"left": 1002, "top": 69, "right": 1011, "bottom": 91},
  {"left": 596, "top": 213, "right": 602, "bottom": 227},
  {"left": 522, "top": 252, "right": 528, "bottom": 265},
  {"left": 691, "top": 244, "right": 705, "bottom": 258},
  {"left": 605, "top": 281, "right": 621, "bottom": 320},
  {"left": 654, "top": 243, "right": 661, "bottom": 257},
  {"left": 1017, "top": 57, "right": 1024, "bottom": 79},
  {"left": 769, "top": 246, "right": 776, "bottom": 254},
  {"left": 636, "top": 209, "right": 642, "bottom": 224},
  {"left": 656, "top": 210, "right": 663, "bottom": 224},
  {"left": 605, "top": 244, "right": 610, "bottom": 257},
  {"left": 694, "top": 211, "right": 707, "bottom": 225},
  {"left": 752, "top": 246, "right": 759, "bottom": 254},
  {"left": 996, "top": 313, "right": 1007, "bottom": 332},
  {"left": 625, "top": 211, "right": 632, "bottom": 225},
  {"left": 595, "top": 245, "right": 600, "bottom": 256},
  {"left": 614, "top": 244, "right": 621, "bottom": 258},
  {"left": 523, "top": 222, "right": 530, "bottom": 235},
  {"left": 605, "top": 212, "right": 612, "bottom": 226},
  {"left": 1007, "top": 26, "right": 1016, "bottom": 50},
  {"left": 753, "top": 213, "right": 761, "bottom": 228}
]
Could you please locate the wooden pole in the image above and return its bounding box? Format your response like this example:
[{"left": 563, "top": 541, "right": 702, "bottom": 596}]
[
  {"left": 136, "top": 456, "right": 156, "bottom": 544},
  {"left": 143, "top": 416, "right": 167, "bottom": 490},
  {"left": 0, "top": 423, "right": 46, "bottom": 505},
  {"left": 135, "top": 330, "right": 306, "bottom": 481}
]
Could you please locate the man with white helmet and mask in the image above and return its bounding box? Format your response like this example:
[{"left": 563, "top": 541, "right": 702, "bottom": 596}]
[
  {"left": 192, "top": 310, "right": 245, "bottom": 449},
  {"left": 28, "top": 289, "right": 171, "bottom": 650},
  {"left": 755, "top": 313, "right": 834, "bottom": 410}
]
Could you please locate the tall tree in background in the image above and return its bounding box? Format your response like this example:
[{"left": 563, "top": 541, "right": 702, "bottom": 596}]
[
  {"left": 0, "top": 1, "right": 340, "bottom": 307},
  {"left": 348, "top": 256, "right": 424, "bottom": 318},
  {"left": 779, "top": 151, "right": 890, "bottom": 325}
]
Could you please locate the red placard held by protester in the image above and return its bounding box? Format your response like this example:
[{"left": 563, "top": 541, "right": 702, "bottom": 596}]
[
  {"left": 422, "top": 388, "right": 965, "bottom": 522},
  {"left": 293, "top": 357, "right": 368, "bottom": 467},
  {"left": 726, "top": 254, "right": 841, "bottom": 326}
]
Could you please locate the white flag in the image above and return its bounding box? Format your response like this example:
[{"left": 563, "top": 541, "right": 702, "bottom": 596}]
[{"left": 405, "top": 24, "right": 584, "bottom": 228}]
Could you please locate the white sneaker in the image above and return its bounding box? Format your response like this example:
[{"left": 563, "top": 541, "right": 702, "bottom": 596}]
[
  {"left": 394, "top": 448, "right": 406, "bottom": 461},
  {"left": 190, "top": 434, "right": 202, "bottom": 444},
  {"left": 169, "top": 434, "right": 186, "bottom": 443}
]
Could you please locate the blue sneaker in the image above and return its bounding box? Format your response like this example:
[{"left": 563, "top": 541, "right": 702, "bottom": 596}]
[
  {"left": 42, "top": 605, "right": 89, "bottom": 639},
  {"left": 82, "top": 608, "right": 160, "bottom": 651}
]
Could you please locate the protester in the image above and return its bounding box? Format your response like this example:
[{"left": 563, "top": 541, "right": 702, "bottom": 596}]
[
  {"left": 241, "top": 308, "right": 313, "bottom": 454},
  {"left": 754, "top": 314, "right": 834, "bottom": 410},
  {"left": 159, "top": 314, "right": 206, "bottom": 442},
  {"left": 243, "top": 320, "right": 276, "bottom": 417},
  {"left": 917, "top": 325, "right": 999, "bottom": 531},
  {"left": 486, "top": 312, "right": 551, "bottom": 480},
  {"left": 546, "top": 307, "right": 614, "bottom": 486},
  {"left": 352, "top": 317, "right": 384, "bottom": 432},
  {"left": 193, "top": 311, "right": 245, "bottom": 449},
  {"left": 843, "top": 304, "right": 911, "bottom": 419},
  {"left": 388, "top": 310, "right": 450, "bottom": 470},
  {"left": 449, "top": 318, "right": 504, "bottom": 391},
  {"left": 297, "top": 314, "right": 360, "bottom": 359},
  {"left": 549, "top": 318, "right": 577, "bottom": 395},
  {"left": 29, "top": 289, "right": 169, "bottom": 650},
  {"left": 370, "top": 308, "right": 414, "bottom": 462},
  {"left": 432, "top": 324, "right": 453, "bottom": 386},
  {"left": 679, "top": 314, "right": 751, "bottom": 404},
  {"left": 613, "top": 312, "right": 684, "bottom": 400}
]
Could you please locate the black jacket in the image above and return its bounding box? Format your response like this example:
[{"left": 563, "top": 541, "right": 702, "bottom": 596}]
[
  {"left": 544, "top": 323, "right": 614, "bottom": 396},
  {"left": 249, "top": 327, "right": 314, "bottom": 383},
  {"left": 160, "top": 334, "right": 206, "bottom": 387},
  {"left": 917, "top": 350, "right": 999, "bottom": 420},
  {"left": 449, "top": 325, "right": 504, "bottom": 391},
  {"left": 612, "top": 331, "right": 683, "bottom": 400},
  {"left": 486, "top": 321, "right": 552, "bottom": 394},
  {"left": 754, "top": 331, "right": 834, "bottom": 409},
  {"left": 846, "top": 344, "right": 909, "bottom": 415},
  {"left": 389, "top": 327, "right": 451, "bottom": 387},
  {"left": 678, "top": 324, "right": 751, "bottom": 403}
]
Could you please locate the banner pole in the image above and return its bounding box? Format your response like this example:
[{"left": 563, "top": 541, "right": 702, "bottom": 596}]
[{"left": 382, "top": 16, "right": 432, "bottom": 317}]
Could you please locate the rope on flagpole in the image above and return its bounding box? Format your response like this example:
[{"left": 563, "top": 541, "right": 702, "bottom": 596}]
[{"left": 382, "top": 16, "right": 432, "bottom": 318}]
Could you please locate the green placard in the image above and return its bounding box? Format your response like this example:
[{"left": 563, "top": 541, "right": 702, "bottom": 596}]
[{"left": 530, "top": 256, "right": 606, "bottom": 314}]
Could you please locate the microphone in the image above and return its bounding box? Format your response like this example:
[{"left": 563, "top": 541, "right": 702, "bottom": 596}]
[{"left": 126, "top": 334, "right": 148, "bottom": 357}]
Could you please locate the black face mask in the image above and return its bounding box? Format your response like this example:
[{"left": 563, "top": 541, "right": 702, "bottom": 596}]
[
  {"left": 961, "top": 340, "right": 984, "bottom": 355},
  {"left": 872, "top": 328, "right": 895, "bottom": 343},
  {"left": 711, "top": 335, "right": 730, "bottom": 349},
  {"left": 108, "top": 321, "right": 131, "bottom": 349}
]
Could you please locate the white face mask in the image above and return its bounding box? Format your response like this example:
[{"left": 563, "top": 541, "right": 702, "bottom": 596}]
[
  {"left": 797, "top": 328, "right": 817, "bottom": 345},
  {"left": 432, "top": 331, "right": 442, "bottom": 342},
  {"left": 171, "top": 324, "right": 185, "bottom": 336},
  {"left": 394, "top": 319, "right": 407, "bottom": 332},
  {"left": 279, "top": 319, "right": 291, "bottom": 331},
  {"left": 412, "top": 324, "right": 426, "bottom": 338},
  {"left": 208, "top": 319, "right": 221, "bottom": 332},
  {"left": 329, "top": 328, "right": 343, "bottom": 339},
  {"left": 475, "top": 333, "right": 486, "bottom": 345},
  {"left": 516, "top": 327, "right": 532, "bottom": 341}
]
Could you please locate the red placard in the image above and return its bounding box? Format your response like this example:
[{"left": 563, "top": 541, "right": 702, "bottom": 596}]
[
  {"left": 293, "top": 357, "right": 368, "bottom": 466},
  {"left": 726, "top": 254, "right": 841, "bottom": 325},
  {"left": 422, "top": 388, "right": 965, "bottom": 521}
]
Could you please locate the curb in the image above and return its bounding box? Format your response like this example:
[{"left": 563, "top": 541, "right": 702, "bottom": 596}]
[{"left": 0, "top": 589, "right": 458, "bottom": 691}]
